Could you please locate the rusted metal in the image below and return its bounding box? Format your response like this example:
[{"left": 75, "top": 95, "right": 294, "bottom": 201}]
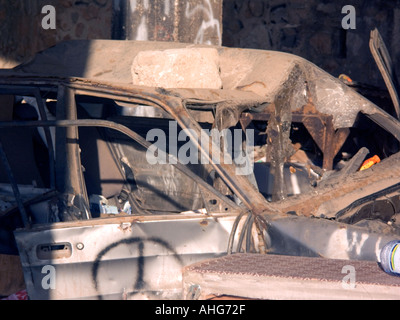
[
  {"left": 33, "top": 88, "right": 55, "bottom": 189},
  {"left": 301, "top": 113, "right": 350, "bottom": 170},
  {"left": 240, "top": 104, "right": 350, "bottom": 171},
  {"left": 55, "top": 86, "right": 90, "bottom": 221},
  {"left": 271, "top": 150, "right": 400, "bottom": 218},
  {"left": 369, "top": 28, "right": 400, "bottom": 119},
  {"left": 3, "top": 40, "right": 400, "bottom": 300}
]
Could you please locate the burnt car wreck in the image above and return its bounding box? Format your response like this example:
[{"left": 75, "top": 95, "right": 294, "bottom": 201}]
[{"left": 0, "top": 38, "right": 400, "bottom": 299}]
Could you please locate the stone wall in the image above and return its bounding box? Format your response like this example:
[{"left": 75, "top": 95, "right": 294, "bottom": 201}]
[
  {"left": 222, "top": 0, "right": 400, "bottom": 88},
  {"left": 0, "top": 0, "right": 113, "bottom": 68}
]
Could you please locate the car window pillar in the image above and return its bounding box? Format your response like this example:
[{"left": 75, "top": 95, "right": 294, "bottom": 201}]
[{"left": 55, "top": 85, "right": 90, "bottom": 221}]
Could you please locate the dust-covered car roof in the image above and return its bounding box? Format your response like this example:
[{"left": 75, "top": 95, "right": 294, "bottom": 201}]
[{"left": 0, "top": 39, "right": 387, "bottom": 131}]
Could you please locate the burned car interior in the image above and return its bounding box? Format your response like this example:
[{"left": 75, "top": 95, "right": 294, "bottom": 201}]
[{"left": 1, "top": 39, "right": 400, "bottom": 299}]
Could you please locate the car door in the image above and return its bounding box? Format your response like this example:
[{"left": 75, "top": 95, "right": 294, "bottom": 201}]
[{"left": 13, "top": 86, "right": 243, "bottom": 300}]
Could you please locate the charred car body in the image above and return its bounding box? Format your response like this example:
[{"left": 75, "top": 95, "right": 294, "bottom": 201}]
[{"left": 0, "top": 39, "right": 400, "bottom": 299}]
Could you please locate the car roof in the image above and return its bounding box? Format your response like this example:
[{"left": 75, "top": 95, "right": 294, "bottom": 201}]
[
  {"left": 0, "top": 40, "right": 379, "bottom": 129},
  {"left": 5, "top": 40, "right": 299, "bottom": 99}
]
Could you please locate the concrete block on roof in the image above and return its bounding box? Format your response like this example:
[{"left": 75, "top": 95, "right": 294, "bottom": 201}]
[{"left": 131, "top": 47, "right": 222, "bottom": 89}]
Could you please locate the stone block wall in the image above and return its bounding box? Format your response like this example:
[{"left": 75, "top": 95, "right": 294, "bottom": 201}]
[
  {"left": 0, "top": 0, "right": 113, "bottom": 68},
  {"left": 222, "top": 0, "right": 400, "bottom": 88}
]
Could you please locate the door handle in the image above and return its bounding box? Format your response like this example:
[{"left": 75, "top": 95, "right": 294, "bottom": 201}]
[{"left": 36, "top": 242, "right": 72, "bottom": 260}]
